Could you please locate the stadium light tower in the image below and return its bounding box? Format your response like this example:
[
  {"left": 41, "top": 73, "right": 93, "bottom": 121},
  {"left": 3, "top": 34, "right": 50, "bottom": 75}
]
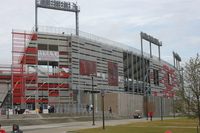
[
  {"left": 35, "top": 0, "right": 80, "bottom": 35},
  {"left": 172, "top": 51, "right": 182, "bottom": 118},
  {"left": 140, "top": 32, "right": 162, "bottom": 120}
]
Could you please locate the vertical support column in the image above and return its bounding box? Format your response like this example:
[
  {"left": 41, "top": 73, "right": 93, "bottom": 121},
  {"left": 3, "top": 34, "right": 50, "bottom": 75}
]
[
  {"left": 22, "top": 32, "right": 26, "bottom": 108},
  {"left": 145, "top": 95, "right": 148, "bottom": 120},
  {"left": 173, "top": 96, "right": 175, "bottom": 118},
  {"left": 158, "top": 42, "right": 161, "bottom": 61},
  {"left": 6, "top": 83, "right": 10, "bottom": 119},
  {"left": 36, "top": 35, "right": 39, "bottom": 111},
  {"left": 160, "top": 96, "right": 163, "bottom": 121},
  {"left": 140, "top": 33, "right": 145, "bottom": 93},
  {"left": 150, "top": 42, "right": 152, "bottom": 58},
  {"left": 136, "top": 56, "right": 139, "bottom": 93},
  {"left": 127, "top": 52, "right": 129, "bottom": 91},
  {"left": 11, "top": 31, "right": 14, "bottom": 114},
  {"left": 75, "top": 11, "right": 79, "bottom": 36},
  {"left": 91, "top": 76, "right": 95, "bottom": 126},
  {"left": 76, "top": 84, "right": 81, "bottom": 113},
  {"left": 148, "top": 60, "right": 151, "bottom": 97},
  {"left": 173, "top": 52, "right": 176, "bottom": 68},
  {"left": 35, "top": 0, "right": 38, "bottom": 32},
  {"left": 131, "top": 52, "right": 134, "bottom": 93},
  {"left": 101, "top": 90, "right": 105, "bottom": 130}
]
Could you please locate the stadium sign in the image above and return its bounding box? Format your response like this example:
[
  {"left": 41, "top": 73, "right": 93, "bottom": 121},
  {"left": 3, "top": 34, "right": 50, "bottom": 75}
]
[
  {"left": 173, "top": 51, "right": 181, "bottom": 61},
  {"left": 141, "top": 32, "right": 162, "bottom": 46},
  {"left": 36, "top": 0, "right": 80, "bottom": 12},
  {"left": 38, "top": 50, "right": 59, "bottom": 61}
]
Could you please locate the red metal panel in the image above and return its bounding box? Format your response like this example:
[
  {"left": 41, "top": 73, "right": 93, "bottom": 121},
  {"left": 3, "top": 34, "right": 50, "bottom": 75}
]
[
  {"left": 13, "top": 93, "right": 23, "bottom": 97},
  {"left": 59, "top": 83, "right": 69, "bottom": 88},
  {"left": 38, "top": 83, "right": 49, "bottom": 88},
  {"left": 48, "top": 72, "right": 70, "bottom": 78},
  {"left": 49, "top": 90, "right": 59, "bottom": 96},
  {"left": 31, "top": 33, "right": 38, "bottom": 41},
  {"left": 0, "top": 75, "right": 11, "bottom": 80},
  {"left": 108, "top": 62, "right": 118, "bottom": 86},
  {"left": 79, "top": 59, "right": 96, "bottom": 76},
  {"left": 24, "top": 99, "right": 35, "bottom": 103},
  {"left": 21, "top": 55, "right": 37, "bottom": 64},
  {"left": 26, "top": 47, "right": 38, "bottom": 54},
  {"left": 13, "top": 98, "right": 22, "bottom": 104},
  {"left": 59, "top": 51, "right": 68, "bottom": 55}
]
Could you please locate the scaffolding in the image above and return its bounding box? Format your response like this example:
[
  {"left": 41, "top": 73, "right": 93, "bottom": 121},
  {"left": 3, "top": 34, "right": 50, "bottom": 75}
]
[
  {"left": 12, "top": 31, "right": 38, "bottom": 106},
  {"left": 12, "top": 30, "right": 72, "bottom": 111}
]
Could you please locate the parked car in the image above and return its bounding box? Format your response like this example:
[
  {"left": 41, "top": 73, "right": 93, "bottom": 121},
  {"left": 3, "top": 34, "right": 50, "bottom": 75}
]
[{"left": 133, "top": 110, "right": 142, "bottom": 119}]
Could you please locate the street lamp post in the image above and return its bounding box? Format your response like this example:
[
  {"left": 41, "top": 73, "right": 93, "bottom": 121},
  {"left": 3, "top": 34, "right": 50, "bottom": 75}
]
[
  {"left": 91, "top": 75, "right": 95, "bottom": 126},
  {"left": 101, "top": 89, "right": 105, "bottom": 130},
  {"left": 160, "top": 95, "right": 163, "bottom": 121},
  {"left": 146, "top": 94, "right": 148, "bottom": 120},
  {"left": 7, "top": 82, "right": 11, "bottom": 119},
  {"left": 173, "top": 96, "right": 175, "bottom": 118}
]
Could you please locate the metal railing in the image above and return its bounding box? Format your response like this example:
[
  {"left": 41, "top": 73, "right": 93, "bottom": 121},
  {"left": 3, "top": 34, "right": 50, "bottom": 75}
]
[{"left": 35, "top": 26, "right": 151, "bottom": 57}]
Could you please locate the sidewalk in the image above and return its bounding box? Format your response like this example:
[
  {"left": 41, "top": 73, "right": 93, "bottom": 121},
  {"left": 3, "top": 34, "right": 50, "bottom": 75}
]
[{"left": 3, "top": 118, "right": 148, "bottom": 133}]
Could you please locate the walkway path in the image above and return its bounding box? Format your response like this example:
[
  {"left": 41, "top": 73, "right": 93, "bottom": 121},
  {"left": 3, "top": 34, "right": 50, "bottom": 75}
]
[{"left": 3, "top": 118, "right": 147, "bottom": 133}]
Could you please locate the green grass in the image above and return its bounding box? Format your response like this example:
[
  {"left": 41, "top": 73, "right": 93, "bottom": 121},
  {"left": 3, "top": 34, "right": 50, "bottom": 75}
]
[{"left": 76, "top": 118, "right": 198, "bottom": 133}]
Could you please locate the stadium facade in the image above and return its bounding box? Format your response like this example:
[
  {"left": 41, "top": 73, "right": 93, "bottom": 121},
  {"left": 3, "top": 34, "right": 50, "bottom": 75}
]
[{"left": 0, "top": 26, "right": 180, "bottom": 117}]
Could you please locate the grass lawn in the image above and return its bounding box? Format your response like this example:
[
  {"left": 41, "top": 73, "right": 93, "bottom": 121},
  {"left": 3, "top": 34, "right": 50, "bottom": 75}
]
[{"left": 76, "top": 118, "right": 198, "bottom": 133}]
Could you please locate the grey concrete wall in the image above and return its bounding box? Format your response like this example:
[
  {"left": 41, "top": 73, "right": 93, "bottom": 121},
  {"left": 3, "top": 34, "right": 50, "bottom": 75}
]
[
  {"left": 147, "top": 96, "right": 173, "bottom": 117},
  {"left": 0, "top": 83, "right": 9, "bottom": 105},
  {"left": 118, "top": 93, "right": 143, "bottom": 116}
]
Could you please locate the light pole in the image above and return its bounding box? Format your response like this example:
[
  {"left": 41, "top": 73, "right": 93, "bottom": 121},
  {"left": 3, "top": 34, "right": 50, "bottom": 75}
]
[
  {"left": 160, "top": 93, "right": 163, "bottom": 121},
  {"left": 101, "top": 89, "right": 105, "bottom": 130},
  {"left": 6, "top": 82, "right": 11, "bottom": 119},
  {"left": 173, "top": 95, "right": 175, "bottom": 118},
  {"left": 180, "top": 67, "right": 184, "bottom": 93},
  {"left": 91, "top": 75, "right": 95, "bottom": 126}
]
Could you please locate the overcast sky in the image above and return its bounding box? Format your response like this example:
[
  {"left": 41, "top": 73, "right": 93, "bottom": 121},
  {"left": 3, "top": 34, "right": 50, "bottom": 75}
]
[{"left": 0, "top": 0, "right": 199, "bottom": 65}]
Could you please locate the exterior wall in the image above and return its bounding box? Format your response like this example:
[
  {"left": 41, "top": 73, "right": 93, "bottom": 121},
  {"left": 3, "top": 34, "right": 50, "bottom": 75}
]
[
  {"left": 123, "top": 51, "right": 177, "bottom": 97},
  {"left": 36, "top": 34, "right": 73, "bottom": 107},
  {"left": 70, "top": 36, "right": 124, "bottom": 91},
  {"left": 79, "top": 92, "right": 173, "bottom": 117},
  {"left": 147, "top": 96, "right": 173, "bottom": 117},
  {"left": 10, "top": 31, "right": 177, "bottom": 115},
  {"left": 118, "top": 93, "right": 143, "bottom": 116}
]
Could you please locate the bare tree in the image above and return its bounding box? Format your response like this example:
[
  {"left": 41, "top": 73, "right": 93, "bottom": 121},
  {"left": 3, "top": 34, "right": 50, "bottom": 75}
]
[{"left": 184, "top": 54, "right": 200, "bottom": 126}]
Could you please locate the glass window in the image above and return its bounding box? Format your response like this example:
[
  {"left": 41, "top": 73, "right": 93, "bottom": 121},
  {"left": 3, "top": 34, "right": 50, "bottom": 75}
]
[
  {"left": 49, "top": 45, "right": 58, "bottom": 51},
  {"left": 38, "top": 44, "right": 47, "bottom": 50}
]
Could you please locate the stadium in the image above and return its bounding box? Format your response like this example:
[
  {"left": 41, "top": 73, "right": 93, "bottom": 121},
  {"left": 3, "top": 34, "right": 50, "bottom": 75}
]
[{"left": 0, "top": 0, "right": 182, "bottom": 118}]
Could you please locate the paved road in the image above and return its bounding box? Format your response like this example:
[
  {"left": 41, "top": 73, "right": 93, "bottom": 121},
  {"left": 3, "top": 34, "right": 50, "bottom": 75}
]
[{"left": 3, "top": 118, "right": 147, "bottom": 133}]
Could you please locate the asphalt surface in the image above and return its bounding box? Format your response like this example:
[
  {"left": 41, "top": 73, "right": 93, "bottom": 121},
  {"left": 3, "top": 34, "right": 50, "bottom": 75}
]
[{"left": 3, "top": 118, "right": 147, "bottom": 133}]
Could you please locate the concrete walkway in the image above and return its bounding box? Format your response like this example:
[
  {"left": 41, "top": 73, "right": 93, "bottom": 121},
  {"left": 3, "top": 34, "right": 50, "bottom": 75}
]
[{"left": 3, "top": 118, "right": 148, "bottom": 133}]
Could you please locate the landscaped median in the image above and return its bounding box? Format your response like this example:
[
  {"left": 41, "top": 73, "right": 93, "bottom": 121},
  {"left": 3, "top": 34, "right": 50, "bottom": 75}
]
[{"left": 74, "top": 118, "right": 198, "bottom": 133}]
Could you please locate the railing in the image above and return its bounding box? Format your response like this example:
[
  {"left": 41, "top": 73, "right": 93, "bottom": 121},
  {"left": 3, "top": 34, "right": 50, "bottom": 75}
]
[
  {"left": 29, "top": 26, "right": 172, "bottom": 66},
  {"left": 34, "top": 26, "right": 150, "bottom": 57}
]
